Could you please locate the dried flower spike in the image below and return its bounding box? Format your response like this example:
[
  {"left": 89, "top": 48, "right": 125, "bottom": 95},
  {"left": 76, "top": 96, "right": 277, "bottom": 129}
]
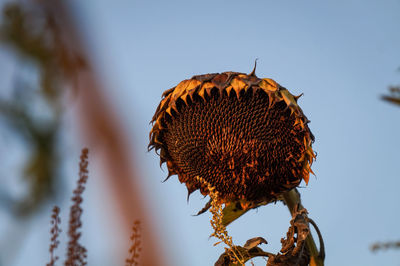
[
  {"left": 65, "top": 148, "right": 89, "bottom": 266},
  {"left": 47, "top": 206, "right": 61, "bottom": 266},
  {"left": 149, "top": 71, "right": 315, "bottom": 208},
  {"left": 126, "top": 220, "right": 142, "bottom": 266},
  {"left": 196, "top": 176, "right": 244, "bottom": 265}
]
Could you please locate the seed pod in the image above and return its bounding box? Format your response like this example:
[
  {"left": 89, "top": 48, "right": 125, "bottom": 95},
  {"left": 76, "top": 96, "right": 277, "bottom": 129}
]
[{"left": 149, "top": 71, "right": 315, "bottom": 206}]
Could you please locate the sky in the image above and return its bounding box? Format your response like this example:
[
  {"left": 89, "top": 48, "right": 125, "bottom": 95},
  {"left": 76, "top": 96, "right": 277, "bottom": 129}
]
[{"left": 1, "top": 0, "right": 400, "bottom": 265}]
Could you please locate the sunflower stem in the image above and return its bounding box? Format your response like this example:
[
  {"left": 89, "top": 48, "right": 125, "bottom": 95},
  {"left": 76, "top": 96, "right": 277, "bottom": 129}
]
[{"left": 282, "top": 189, "right": 324, "bottom": 266}]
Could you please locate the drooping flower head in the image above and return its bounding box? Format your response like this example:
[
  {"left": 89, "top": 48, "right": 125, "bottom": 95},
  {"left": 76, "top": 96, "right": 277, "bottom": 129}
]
[{"left": 149, "top": 71, "right": 315, "bottom": 206}]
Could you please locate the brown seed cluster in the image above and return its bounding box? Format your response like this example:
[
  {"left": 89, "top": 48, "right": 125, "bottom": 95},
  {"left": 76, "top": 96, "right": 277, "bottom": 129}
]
[{"left": 149, "top": 72, "right": 315, "bottom": 206}]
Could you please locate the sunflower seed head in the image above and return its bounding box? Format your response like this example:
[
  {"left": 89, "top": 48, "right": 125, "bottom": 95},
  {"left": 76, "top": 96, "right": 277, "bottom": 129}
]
[{"left": 149, "top": 72, "right": 315, "bottom": 205}]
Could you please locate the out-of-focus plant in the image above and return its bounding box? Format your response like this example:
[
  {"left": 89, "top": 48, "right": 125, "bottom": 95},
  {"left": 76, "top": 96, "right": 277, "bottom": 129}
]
[
  {"left": 370, "top": 241, "right": 400, "bottom": 252},
  {"left": 1, "top": 2, "right": 165, "bottom": 265},
  {"left": 126, "top": 220, "right": 142, "bottom": 266},
  {"left": 46, "top": 148, "right": 144, "bottom": 266},
  {"left": 381, "top": 67, "right": 400, "bottom": 107},
  {"left": 382, "top": 86, "right": 400, "bottom": 106},
  {"left": 46, "top": 148, "right": 89, "bottom": 266},
  {"left": 0, "top": 2, "right": 85, "bottom": 216},
  {"left": 371, "top": 76, "right": 400, "bottom": 258}
]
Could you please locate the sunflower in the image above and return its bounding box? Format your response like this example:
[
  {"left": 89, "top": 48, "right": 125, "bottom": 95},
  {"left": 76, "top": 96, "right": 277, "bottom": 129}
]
[{"left": 149, "top": 70, "right": 315, "bottom": 209}]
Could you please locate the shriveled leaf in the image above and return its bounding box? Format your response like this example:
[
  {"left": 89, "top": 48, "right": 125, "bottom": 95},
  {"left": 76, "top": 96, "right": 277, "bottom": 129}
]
[
  {"left": 243, "top": 237, "right": 268, "bottom": 250},
  {"left": 266, "top": 208, "right": 310, "bottom": 266},
  {"left": 221, "top": 200, "right": 268, "bottom": 226},
  {"left": 215, "top": 245, "right": 272, "bottom": 266},
  {"left": 221, "top": 201, "right": 249, "bottom": 226},
  {"left": 194, "top": 199, "right": 211, "bottom": 216},
  {"left": 215, "top": 206, "right": 319, "bottom": 266}
]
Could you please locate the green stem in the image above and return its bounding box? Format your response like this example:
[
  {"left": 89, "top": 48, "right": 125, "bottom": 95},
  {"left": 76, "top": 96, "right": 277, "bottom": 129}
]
[{"left": 282, "top": 189, "right": 324, "bottom": 266}]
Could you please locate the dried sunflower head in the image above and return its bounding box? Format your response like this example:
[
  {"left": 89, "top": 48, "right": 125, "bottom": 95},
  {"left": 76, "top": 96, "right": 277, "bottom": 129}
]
[{"left": 149, "top": 71, "right": 315, "bottom": 207}]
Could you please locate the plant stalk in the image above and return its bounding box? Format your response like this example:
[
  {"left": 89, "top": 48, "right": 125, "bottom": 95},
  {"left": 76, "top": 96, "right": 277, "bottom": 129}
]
[{"left": 282, "top": 189, "right": 324, "bottom": 266}]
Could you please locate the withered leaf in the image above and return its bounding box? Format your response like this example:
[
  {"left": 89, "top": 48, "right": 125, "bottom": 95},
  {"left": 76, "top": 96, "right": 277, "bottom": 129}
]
[{"left": 243, "top": 237, "right": 268, "bottom": 250}]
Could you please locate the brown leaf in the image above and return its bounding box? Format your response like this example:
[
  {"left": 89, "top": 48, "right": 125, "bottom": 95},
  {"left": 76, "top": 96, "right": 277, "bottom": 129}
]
[{"left": 243, "top": 237, "right": 268, "bottom": 250}]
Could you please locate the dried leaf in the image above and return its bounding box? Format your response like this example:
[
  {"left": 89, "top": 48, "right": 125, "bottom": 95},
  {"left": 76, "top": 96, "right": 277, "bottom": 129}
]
[
  {"left": 243, "top": 237, "right": 268, "bottom": 250},
  {"left": 221, "top": 200, "right": 268, "bottom": 226}
]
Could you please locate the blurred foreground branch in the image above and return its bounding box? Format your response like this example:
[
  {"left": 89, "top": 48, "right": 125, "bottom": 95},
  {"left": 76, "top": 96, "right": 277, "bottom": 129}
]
[
  {"left": 382, "top": 86, "right": 400, "bottom": 106},
  {"left": 1, "top": 1, "right": 164, "bottom": 265},
  {"left": 0, "top": 2, "right": 86, "bottom": 215},
  {"left": 33, "top": 1, "right": 165, "bottom": 265}
]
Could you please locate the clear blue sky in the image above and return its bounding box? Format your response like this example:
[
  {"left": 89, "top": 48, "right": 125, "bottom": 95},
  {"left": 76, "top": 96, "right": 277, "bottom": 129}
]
[{"left": 1, "top": 0, "right": 400, "bottom": 265}]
